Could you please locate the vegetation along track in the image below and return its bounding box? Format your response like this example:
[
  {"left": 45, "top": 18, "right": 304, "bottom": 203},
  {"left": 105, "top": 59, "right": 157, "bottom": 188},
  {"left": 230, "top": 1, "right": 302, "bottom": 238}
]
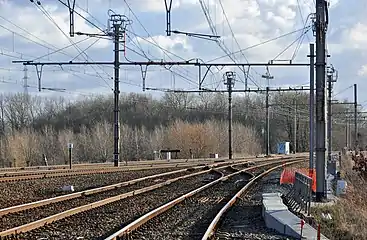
[
  {"left": 0, "top": 156, "right": 301, "bottom": 239},
  {"left": 103, "top": 158, "right": 305, "bottom": 240}
]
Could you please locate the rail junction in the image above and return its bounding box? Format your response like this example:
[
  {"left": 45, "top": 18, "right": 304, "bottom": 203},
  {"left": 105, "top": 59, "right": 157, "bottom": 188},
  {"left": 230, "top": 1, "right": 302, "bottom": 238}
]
[{"left": 0, "top": 154, "right": 329, "bottom": 240}]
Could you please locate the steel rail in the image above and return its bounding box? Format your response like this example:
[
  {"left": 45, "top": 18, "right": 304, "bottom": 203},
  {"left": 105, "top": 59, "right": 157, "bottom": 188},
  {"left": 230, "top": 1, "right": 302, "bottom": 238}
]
[
  {"left": 103, "top": 158, "right": 305, "bottom": 240},
  {"left": 0, "top": 157, "right": 233, "bottom": 176},
  {"left": 0, "top": 156, "right": 292, "bottom": 217},
  {"left": 0, "top": 161, "right": 235, "bottom": 182},
  {"left": 201, "top": 159, "right": 303, "bottom": 240},
  {"left": 0, "top": 153, "right": 307, "bottom": 174},
  {"left": 0, "top": 167, "right": 199, "bottom": 217},
  {"left": 0, "top": 156, "right": 301, "bottom": 237},
  {"left": 0, "top": 168, "right": 218, "bottom": 237},
  {"left": 0, "top": 155, "right": 263, "bottom": 173},
  {"left": 0, "top": 154, "right": 296, "bottom": 182}
]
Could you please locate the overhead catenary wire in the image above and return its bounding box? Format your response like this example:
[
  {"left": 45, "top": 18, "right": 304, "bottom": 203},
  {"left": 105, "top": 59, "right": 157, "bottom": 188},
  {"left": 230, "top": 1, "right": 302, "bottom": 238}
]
[
  {"left": 31, "top": 1, "right": 113, "bottom": 90},
  {"left": 62, "top": 0, "right": 204, "bottom": 89},
  {"left": 217, "top": 0, "right": 263, "bottom": 81},
  {"left": 207, "top": 26, "right": 311, "bottom": 62},
  {"left": 2, "top": 0, "right": 348, "bottom": 112},
  {"left": 272, "top": 26, "right": 311, "bottom": 61},
  {"left": 0, "top": 14, "right": 112, "bottom": 71},
  {"left": 70, "top": 37, "right": 102, "bottom": 62},
  {"left": 295, "top": 0, "right": 312, "bottom": 43},
  {"left": 0, "top": 46, "right": 138, "bottom": 92},
  {"left": 122, "top": 0, "right": 201, "bottom": 86},
  {"left": 198, "top": 0, "right": 260, "bottom": 88}
]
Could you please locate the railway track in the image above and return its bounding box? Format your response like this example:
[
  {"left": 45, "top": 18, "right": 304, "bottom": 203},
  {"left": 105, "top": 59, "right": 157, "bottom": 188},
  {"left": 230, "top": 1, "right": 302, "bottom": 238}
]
[
  {"left": 0, "top": 154, "right": 305, "bottom": 181},
  {"left": 0, "top": 167, "right": 194, "bottom": 208},
  {"left": 105, "top": 158, "right": 304, "bottom": 240},
  {"left": 1, "top": 170, "right": 222, "bottom": 239},
  {"left": 202, "top": 164, "right": 299, "bottom": 240},
  {"left": 0, "top": 158, "right": 231, "bottom": 177},
  {"left": 0, "top": 157, "right": 302, "bottom": 239},
  {"left": 0, "top": 156, "right": 240, "bottom": 173},
  {"left": 0, "top": 161, "right": 226, "bottom": 182},
  {"left": 210, "top": 169, "right": 295, "bottom": 240},
  {"left": 0, "top": 156, "right": 294, "bottom": 209},
  {"left": 0, "top": 156, "right": 259, "bottom": 177},
  {"left": 0, "top": 168, "right": 207, "bottom": 231}
]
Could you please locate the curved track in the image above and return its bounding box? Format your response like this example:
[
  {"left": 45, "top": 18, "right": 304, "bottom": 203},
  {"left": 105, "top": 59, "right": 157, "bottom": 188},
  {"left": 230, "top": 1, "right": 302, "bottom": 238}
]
[
  {"left": 103, "top": 158, "right": 304, "bottom": 240},
  {"left": 0, "top": 168, "right": 205, "bottom": 231},
  {"left": 0, "top": 160, "right": 302, "bottom": 239},
  {"left": 0, "top": 167, "right": 193, "bottom": 208},
  {"left": 0, "top": 156, "right": 248, "bottom": 173},
  {"left": 202, "top": 162, "right": 299, "bottom": 240},
  {"left": 0, "top": 160, "right": 227, "bottom": 182},
  {"left": 0, "top": 156, "right": 304, "bottom": 239},
  {"left": 0, "top": 154, "right": 305, "bottom": 182},
  {"left": 1, "top": 170, "right": 222, "bottom": 239},
  {"left": 0, "top": 156, "right": 294, "bottom": 209},
  {"left": 211, "top": 169, "right": 295, "bottom": 240}
]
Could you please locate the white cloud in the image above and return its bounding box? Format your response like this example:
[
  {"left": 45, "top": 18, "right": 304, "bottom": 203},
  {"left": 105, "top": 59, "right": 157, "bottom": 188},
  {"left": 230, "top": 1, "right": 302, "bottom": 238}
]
[
  {"left": 120, "top": 0, "right": 197, "bottom": 13},
  {"left": 358, "top": 64, "right": 367, "bottom": 77},
  {"left": 347, "top": 22, "right": 367, "bottom": 49},
  {"left": 135, "top": 34, "right": 194, "bottom": 60},
  {"left": 0, "top": 0, "right": 366, "bottom": 103},
  {"left": 0, "top": 1, "right": 110, "bottom": 53}
]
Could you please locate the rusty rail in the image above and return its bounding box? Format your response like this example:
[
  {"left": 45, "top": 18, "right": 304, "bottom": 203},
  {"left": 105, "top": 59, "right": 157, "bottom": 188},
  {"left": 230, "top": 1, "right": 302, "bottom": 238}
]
[
  {"left": 0, "top": 160, "right": 239, "bottom": 182},
  {"left": 0, "top": 167, "right": 217, "bottom": 237},
  {"left": 0, "top": 154, "right": 296, "bottom": 183},
  {"left": 0, "top": 167, "right": 201, "bottom": 217},
  {"left": 0, "top": 155, "right": 264, "bottom": 174},
  {"left": 201, "top": 160, "right": 303, "bottom": 240},
  {"left": 0, "top": 156, "right": 295, "bottom": 216},
  {"left": 0, "top": 158, "right": 230, "bottom": 177},
  {"left": 103, "top": 158, "right": 305, "bottom": 240},
  {"left": 0, "top": 156, "right": 305, "bottom": 237}
]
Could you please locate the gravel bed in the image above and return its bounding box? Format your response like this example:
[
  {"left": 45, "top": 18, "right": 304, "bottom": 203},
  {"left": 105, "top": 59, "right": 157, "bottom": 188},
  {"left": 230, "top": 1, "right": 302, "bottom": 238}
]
[
  {"left": 6, "top": 171, "right": 222, "bottom": 240},
  {"left": 129, "top": 172, "right": 253, "bottom": 240},
  {"left": 0, "top": 167, "right": 192, "bottom": 208},
  {"left": 213, "top": 169, "right": 296, "bottom": 240},
  {"left": 0, "top": 168, "right": 203, "bottom": 231}
]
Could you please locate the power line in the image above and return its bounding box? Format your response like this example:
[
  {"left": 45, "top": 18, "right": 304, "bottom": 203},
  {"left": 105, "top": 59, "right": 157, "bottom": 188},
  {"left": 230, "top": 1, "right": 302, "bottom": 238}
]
[
  {"left": 122, "top": 0, "right": 200, "bottom": 86},
  {"left": 272, "top": 26, "right": 311, "bottom": 61},
  {"left": 207, "top": 26, "right": 311, "bottom": 62},
  {"left": 296, "top": 0, "right": 312, "bottom": 43},
  {"left": 65, "top": 0, "right": 204, "bottom": 89},
  {"left": 0, "top": 47, "right": 115, "bottom": 91},
  {"left": 217, "top": 0, "right": 262, "bottom": 88},
  {"left": 198, "top": 0, "right": 259, "bottom": 88},
  {"left": 32, "top": 1, "right": 113, "bottom": 89},
  {"left": 0, "top": 16, "right": 93, "bottom": 62}
]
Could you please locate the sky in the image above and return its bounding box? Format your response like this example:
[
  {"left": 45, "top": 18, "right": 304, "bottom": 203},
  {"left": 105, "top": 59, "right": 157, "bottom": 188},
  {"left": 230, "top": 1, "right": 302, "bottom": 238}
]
[{"left": 0, "top": 0, "right": 366, "bottom": 106}]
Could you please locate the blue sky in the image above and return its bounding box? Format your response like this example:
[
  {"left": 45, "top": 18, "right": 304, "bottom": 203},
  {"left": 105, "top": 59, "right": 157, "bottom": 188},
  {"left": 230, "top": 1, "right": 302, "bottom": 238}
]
[{"left": 0, "top": 0, "right": 366, "bottom": 106}]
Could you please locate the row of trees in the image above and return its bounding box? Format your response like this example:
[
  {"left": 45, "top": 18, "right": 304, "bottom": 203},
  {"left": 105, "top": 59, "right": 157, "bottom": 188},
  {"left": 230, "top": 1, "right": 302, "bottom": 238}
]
[
  {"left": 1, "top": 119, "right": 260, "bottom": 167},
  {"left": 0, "top": 91, "right": 362, "bottom": 167}
]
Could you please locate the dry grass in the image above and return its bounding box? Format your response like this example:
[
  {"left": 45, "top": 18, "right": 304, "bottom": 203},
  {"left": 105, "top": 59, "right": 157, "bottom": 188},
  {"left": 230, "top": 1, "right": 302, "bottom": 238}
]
[{"left": 312, "top": 156, "right": 367, "bottom": 240}]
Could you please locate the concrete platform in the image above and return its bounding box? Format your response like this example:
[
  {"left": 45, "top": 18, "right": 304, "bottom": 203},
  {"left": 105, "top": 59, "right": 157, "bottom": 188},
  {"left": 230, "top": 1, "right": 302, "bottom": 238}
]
[{"left": 262, "top": 193, "right": 329, "bottom": 240}]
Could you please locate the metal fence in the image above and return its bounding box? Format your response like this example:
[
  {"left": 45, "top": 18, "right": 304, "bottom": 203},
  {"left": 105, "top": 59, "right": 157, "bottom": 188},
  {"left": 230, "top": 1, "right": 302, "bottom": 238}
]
[{"left": 285, "top": 171, "right": 312, "bottom": 215}]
